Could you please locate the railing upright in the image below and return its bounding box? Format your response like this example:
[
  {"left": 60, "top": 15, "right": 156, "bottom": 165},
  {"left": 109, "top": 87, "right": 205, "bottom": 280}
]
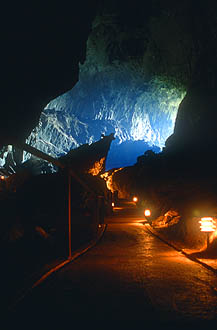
[
  {"left": 68, "top": 170, "right": 72, "bottom": 259},
  {"left": 14, "top": 142, "right": 106, "bottom": 259}
]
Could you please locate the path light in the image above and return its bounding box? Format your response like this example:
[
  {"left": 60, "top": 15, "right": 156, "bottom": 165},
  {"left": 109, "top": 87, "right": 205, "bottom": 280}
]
[
  {"left": 133, "top": 196, "right": 138, "bottom": 203},
  {"left": 199, "top": 217, "right": 216, "bottom": 232},
  {"left": 144, "top": 209, "right": 151, "bottom": 217},
  {"left": 199, "top": 217, "right": 216, "bottom": 248}
]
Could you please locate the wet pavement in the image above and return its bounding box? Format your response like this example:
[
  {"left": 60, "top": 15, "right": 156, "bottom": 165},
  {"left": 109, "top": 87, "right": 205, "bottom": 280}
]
[{"left": 6, "top": 201, "right": 217, "bottom": 329}]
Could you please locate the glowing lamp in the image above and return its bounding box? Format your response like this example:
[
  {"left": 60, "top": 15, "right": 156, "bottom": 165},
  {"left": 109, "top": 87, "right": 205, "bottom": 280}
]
[
  {"left": 144, "top": 209, "right": 151, "bottom": 217},
  {"left": 199, "top": 217, "right": 216, "bottom": 232},
  {"left": 112, "top": 202, "right": 115, "bottom": 207},
  {"left": 133, "top": 196, "right": 138, "bottom": 203},
  {"left": 0, "top": 176, "right": 5, "bottom": 180}
]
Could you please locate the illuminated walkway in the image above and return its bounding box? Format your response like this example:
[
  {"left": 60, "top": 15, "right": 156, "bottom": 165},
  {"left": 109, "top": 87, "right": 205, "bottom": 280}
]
[{"left": 8, "top": 201, "right": 217, "bottom": 329}]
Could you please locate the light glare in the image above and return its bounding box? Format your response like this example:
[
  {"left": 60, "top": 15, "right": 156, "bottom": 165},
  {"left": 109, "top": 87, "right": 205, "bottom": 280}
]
[
  {"left": 144, "top": 209, "right": 151, "bottom": 217},
  {"left": 199, "top": 217, "right": 216, "bottom": 232}
]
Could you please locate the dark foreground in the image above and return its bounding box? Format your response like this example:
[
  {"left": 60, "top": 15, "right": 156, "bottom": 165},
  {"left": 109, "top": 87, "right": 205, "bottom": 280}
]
[{"left": 4, "top": 203, "right": 217, "bottom": 329}]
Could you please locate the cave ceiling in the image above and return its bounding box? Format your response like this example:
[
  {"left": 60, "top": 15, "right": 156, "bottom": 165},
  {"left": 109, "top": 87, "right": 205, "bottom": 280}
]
[{"left": 1, "top": 0, "right": 217, "bottom": 170}]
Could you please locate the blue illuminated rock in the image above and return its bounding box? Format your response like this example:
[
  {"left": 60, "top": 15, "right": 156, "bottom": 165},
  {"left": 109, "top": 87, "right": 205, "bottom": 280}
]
[{"left": 25, "top": 13, "right": 185, "bottom": 170}]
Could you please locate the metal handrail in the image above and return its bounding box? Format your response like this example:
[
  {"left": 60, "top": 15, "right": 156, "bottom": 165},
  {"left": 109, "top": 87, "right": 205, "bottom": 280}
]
[
  {"left": 14, "top": 142, "right": 93, "bottom": 193},
  {"left": 14, "top": 142, "right": 103, "bottom": 259}
]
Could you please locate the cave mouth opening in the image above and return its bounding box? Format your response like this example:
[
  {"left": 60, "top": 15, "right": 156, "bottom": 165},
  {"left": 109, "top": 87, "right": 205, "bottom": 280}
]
[
  {"left": 0, "top": 76, "right": 185, "bottom": 176},
  {"left": 23, "top": 73, "right": 185, "bottom": 171},
  {"left": 1, "top": 4, "right": 191, "bottom": 176}
]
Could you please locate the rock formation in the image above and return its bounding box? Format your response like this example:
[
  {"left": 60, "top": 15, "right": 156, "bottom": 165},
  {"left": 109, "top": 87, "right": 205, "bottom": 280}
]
[
  {"left": 1, "top": 1, "right": 98, "bottom": 147},
  {"left": 59, "top": 133, "right": 115, "bottom": 175},
  {"left": 1, "top": 0, "right": 217, "bottom": 251}
]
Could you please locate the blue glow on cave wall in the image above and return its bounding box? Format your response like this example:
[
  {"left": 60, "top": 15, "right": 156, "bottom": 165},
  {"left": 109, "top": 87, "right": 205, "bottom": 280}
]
[
  {"left": 26, "top": 73, "right": 185, "bottom": 170},
  {"left": 25, "top": 13, "right": 186, "bottom": 170}
]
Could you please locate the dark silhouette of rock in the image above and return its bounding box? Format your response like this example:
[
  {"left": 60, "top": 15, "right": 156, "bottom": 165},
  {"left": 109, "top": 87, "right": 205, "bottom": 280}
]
[
  {"left": 59, "top": 133, "right": 115, "bottom": 175},
  {"left": 1, "top": 1, "right": 98, "bottom": 147}
]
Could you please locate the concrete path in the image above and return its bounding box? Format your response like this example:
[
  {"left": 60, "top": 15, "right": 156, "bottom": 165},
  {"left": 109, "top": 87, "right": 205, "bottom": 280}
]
[{"left": 6, "top": 201, "right": 217, "bottom": 329}]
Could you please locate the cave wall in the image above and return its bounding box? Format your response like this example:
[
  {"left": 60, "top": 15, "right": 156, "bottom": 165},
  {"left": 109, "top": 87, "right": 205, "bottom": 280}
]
[
  {"left": 23, "top": 0, "right": 201, "bottom": 168},
  {"left": 1, "top": 0, "right": 217, "bottom": 171},
  {"left": 1, "top": 1, "right": 98, "bottom": 147},
  {"left": 166, "top": 48, "right": 217, "bottom": 153},
  {"left": 107, "top": 0, "right": 217, "bottom": 246}
]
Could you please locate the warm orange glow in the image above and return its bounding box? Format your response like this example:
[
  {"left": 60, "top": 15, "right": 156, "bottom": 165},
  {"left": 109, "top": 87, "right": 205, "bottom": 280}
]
[
  {"left": 133, "top": 196, "right": 138, "bottom": 203},
  {"left": 100, "top": 168, "right": 123, "bottom": 192},
  {"left": 144, "top": 209, "right": 151, "bottom": 217},
  {"left": 88, "top": 157, "right": 105, "bottom": 176},
  {"left": 112, "top": 202, "right": 115, "bottom": 207},
  {"left": 0, "top": 176, "right": 5, "bottom": 180},
  {"left": 199, "top": 217, "right": 216, "bottom": 232},
  {"left": 209, "top": 228, "right": 217, "bottom": 244}
]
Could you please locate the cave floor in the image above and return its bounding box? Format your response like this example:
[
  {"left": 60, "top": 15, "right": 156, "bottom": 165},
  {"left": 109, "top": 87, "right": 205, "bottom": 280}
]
[{"left": 5, "top": 200, "right": 217, "bottom": 329}]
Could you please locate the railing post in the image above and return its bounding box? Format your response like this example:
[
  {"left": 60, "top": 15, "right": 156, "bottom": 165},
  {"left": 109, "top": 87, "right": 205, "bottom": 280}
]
[
  {"left": 207, "top": 232, "right": 210, "bottom": 249},
  {"left": 68, "top": 170, "right": 72, "bottom": 259}
]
